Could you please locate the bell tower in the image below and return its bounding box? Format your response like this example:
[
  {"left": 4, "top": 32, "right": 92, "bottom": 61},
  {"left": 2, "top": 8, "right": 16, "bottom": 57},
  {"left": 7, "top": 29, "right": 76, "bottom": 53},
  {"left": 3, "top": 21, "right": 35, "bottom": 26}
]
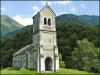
[{"left": 32, "top": 2, "right": 59, "bottom": 72}]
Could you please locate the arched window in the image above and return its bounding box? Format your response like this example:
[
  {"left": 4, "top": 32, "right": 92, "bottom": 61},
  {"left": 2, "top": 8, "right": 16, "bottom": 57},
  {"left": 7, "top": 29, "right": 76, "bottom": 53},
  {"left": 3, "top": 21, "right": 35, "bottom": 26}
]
[
  {"left": 48, "top": 18, "right": 51, "bottom": 26},
  {"left": 44, "top": 18, "right": 47, "bottom": 25}
]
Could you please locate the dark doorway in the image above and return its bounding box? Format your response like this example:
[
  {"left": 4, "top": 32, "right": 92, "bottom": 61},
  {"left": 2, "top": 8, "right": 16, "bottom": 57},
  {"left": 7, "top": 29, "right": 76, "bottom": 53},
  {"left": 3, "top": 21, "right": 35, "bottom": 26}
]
[{"left": 45, "top": 57, "right": 52, "bottom": 71}]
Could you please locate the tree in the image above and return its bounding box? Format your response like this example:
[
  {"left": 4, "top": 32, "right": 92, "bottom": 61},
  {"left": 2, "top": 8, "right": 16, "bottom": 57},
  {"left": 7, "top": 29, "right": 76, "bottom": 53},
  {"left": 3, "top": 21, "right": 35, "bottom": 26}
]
[
  {"left": 1, "top": 49, "right": 15, "bottom": 68},
  {"left": 71, "top": 39, "right": 99, "bottom": 72},
  {"left": 59, "top": 54, "right": 65, "bottom": 68}
]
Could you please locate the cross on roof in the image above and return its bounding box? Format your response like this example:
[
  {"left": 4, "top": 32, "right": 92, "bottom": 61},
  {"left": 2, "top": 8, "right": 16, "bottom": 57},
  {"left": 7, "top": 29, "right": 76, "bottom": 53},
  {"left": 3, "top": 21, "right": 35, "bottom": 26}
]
[{"left": 46, "top": 2, "right": 48, "bottom": 5}]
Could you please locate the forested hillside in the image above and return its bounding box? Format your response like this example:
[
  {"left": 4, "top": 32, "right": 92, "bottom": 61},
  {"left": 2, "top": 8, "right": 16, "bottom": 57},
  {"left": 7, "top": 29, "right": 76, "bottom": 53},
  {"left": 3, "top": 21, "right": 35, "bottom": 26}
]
[
  {"left": 1, "top": 15, "right": 23, "bottom": 37},
  {"left": 57, "top": 22, "right": 99, "bottom": 73},
  {"left": 1, "top": 21, "right": 99, "bottom": 73},
  {"left": 56, "top": 14, "right": 99, "bottom": 25},
  {"left": 2, "top": 25, "right": 33, "bottom": 39}
]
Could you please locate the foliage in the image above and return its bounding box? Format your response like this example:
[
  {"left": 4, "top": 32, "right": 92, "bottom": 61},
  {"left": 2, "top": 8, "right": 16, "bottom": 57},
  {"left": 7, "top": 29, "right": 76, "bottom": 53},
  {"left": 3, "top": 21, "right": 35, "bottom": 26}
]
[
  {"left": 78, "top": 15, "right": 99, "bottom": 25},
  {"left": 1, "top": 29, "right": 32, "bottom": 68},
  {"left": 2, "top": 25, "right": 33, "bottom": 40},
  {"left": 71, "top": 39, "right": 99, "bottom": 72},
  {"left": 57, "top": 23, "right": 99, "bottom": 73},
  {"left": 56, "top": 14, "right": 99, "bottom": 25},
  {"left": 59, "top": 54, "right": 65, "bottom": 68}
]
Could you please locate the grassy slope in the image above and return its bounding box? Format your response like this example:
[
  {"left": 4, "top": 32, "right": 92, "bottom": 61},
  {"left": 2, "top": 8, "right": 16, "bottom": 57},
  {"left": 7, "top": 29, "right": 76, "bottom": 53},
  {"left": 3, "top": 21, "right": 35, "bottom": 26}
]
[
  {"left": 1, "top": 15, "right": 23, "bottom": 28},
  {"left": 1, "top": 67, "right": 98, "bottom": 74},
  {"left": 1, "top": 15, "right": 24, "bottom": 37}
]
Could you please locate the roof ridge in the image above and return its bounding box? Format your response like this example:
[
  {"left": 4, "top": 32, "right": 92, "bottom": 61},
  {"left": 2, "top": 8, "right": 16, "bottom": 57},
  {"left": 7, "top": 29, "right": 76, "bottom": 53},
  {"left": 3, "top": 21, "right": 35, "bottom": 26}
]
[{"left": 13, "top": 44, "right": 32, "bottom": 56}]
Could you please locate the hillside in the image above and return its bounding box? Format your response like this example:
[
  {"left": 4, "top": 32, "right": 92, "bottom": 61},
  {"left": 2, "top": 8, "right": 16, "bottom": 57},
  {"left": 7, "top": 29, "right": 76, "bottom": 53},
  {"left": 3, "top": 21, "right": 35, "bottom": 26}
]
[
  {"left": 2, "top": 14, "right": 99, "bottom": 39},
  {"left": 56, "top": 14, "right": 99, "bottom": 25},
  {"left": 1, "top": 14, "right": 99, "bottom": 38},
  {"left": 2, "top": 25, "right": 32, "bottom": 39},
  {"left": 1, "top": 15, "right": 24, "bottom": 37}
]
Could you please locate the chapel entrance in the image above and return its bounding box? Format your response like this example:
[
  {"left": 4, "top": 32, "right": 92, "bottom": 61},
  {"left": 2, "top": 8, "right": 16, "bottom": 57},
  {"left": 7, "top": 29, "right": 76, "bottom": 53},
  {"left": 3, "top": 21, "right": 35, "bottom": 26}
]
[{"left": 45, "top": 57, "right": 52, "bottom": 71}]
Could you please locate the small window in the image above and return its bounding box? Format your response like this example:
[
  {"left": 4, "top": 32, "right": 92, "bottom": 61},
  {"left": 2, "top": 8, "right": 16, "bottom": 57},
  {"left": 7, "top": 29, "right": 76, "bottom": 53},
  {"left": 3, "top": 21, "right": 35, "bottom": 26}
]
[
  {"left": 45, "top": 38, "right": 47, "bottom": 44},
  {"left": 48, "top": 18, "right": 51, "bottom": 26},
  {"left": 44, "top": 18, "right": 47, "bottom": 25},
  {"left": 49, "top": 39, "right": 51, "bottom": 43}
]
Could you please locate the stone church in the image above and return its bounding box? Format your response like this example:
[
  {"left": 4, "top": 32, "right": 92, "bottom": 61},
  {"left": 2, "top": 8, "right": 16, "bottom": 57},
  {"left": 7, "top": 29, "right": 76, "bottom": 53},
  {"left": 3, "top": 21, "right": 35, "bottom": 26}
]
[{"left": 12, "top": 2, "right": 59, "bottom": 72}]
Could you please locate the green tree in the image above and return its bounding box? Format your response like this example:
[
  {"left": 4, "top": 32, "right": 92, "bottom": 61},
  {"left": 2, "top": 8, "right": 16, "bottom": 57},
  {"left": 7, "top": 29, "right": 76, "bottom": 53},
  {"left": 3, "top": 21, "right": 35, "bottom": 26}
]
[
  {"left": 71, "top": 39, "right": 99, "bottom": 72},
  {"left": 1, "top": 48, "right": 15, "bottom": 68},
  {"left": 59, "top": 54, "right": 65, "bottom": 68}
]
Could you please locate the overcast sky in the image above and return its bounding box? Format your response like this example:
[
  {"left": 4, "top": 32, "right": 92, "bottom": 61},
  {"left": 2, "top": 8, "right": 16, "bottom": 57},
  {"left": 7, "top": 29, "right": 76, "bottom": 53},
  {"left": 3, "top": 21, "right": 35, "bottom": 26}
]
[{"left": 1, "top": 1, "right": 99, "bottom": 26}]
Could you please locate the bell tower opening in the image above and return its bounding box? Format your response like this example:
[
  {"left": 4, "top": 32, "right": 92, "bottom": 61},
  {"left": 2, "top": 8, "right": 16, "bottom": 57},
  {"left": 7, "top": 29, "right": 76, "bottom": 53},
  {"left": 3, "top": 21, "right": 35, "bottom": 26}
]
[
  {"left": 45, "top": 57, "right": 52, "bottom": 71},
  {"left": 48, "top": 18, "right": 51, "bottom": 26},
  {"left": 44, "top": 17, "right": 47, "bottom": 25}
]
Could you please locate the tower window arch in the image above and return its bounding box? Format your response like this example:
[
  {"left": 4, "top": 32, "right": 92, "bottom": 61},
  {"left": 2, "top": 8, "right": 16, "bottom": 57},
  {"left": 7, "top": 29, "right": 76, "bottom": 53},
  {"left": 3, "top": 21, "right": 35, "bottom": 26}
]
[
  {"left": 44, "top": 17, "right": 47, "bottom": 25},
  {"left": 48, "top": 18, "right": 51, "bottom": 26}
]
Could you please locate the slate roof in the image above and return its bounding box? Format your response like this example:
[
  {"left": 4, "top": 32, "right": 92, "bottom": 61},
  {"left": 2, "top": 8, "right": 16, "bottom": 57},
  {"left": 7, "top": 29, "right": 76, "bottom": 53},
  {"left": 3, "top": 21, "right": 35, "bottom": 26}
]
[{"left": 13, "top": 44, "right": 33, "bottom": 56}]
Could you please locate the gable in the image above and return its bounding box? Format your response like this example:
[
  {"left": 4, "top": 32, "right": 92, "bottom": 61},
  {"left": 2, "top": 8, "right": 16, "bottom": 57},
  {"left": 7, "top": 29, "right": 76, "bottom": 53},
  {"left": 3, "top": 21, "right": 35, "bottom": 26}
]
[{"left": 40, "top": 5, "right": 56, "bottom": 16}]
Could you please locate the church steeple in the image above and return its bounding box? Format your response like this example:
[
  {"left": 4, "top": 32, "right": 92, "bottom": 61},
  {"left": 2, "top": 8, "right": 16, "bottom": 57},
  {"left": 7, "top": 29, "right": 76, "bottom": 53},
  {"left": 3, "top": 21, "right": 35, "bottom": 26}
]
[{"left": 32, "top": 3, "right": 59, "bottom": 72}]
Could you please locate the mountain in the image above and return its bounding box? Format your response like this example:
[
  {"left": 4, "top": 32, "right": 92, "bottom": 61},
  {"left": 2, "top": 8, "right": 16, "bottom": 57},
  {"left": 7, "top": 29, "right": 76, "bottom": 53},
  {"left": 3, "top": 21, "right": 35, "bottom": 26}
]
[
  {"left": 2, "top": 25, "right": 32, "bottom": 39},
  {"left": 78, "top": 15, "right": 99, "bottom": 25},
  {"left": 1, "top": 15, "right": 24, "bottom": 37},
  {"left": 56, "top": 14, "right": 99, "bottom": 25},
  {"left": 2, "top": 14, "right": 99, "bottom": 39}
]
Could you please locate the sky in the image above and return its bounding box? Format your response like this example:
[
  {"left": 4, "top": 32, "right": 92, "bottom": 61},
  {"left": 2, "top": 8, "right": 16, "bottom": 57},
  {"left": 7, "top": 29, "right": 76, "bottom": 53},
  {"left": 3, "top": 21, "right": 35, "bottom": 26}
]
[{"left": 1, "top": 1, "right": 99, "bottom": 26}]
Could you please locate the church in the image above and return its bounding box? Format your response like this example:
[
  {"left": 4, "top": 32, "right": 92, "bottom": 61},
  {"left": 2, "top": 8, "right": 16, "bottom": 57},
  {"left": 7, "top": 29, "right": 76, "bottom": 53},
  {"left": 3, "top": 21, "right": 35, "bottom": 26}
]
[{"left": 12, "top": 2, "right": 59, "bottom": 72}]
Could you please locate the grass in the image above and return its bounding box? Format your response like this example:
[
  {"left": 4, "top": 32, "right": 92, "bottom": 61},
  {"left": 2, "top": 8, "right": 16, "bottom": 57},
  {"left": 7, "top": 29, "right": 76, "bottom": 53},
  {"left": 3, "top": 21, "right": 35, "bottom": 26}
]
[{"left": 1, "top": 67, "right": 99, "bottom": 75}]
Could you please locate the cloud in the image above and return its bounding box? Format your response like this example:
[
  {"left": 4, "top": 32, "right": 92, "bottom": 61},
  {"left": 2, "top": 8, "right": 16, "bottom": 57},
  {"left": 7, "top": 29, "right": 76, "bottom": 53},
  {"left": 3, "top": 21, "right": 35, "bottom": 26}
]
[
  {"left": 1, "top": 7, "right": 5, "bottom": 11},
  {"left": 32, "top": 6, "right": 41, "bottom": 16},
  {"left": 33, "top": 6, "right": 39, "bottom": 11},
  {"left": 13, "top": 15, "right": 33, "bottom": 26},
  {"left": 60, "top": 11, "right": 67, "bottom": 14},
  {"left": 55, "top": 1, "right": 72, "bottom": 5},
  {"left": 57, "top": 11, "right": 67, "bottom": 16},
  {"left": 70, "top": 7, "right": 77, "bottom": 13},
  {"left": 81, "top": 3, "right": 86, "bottom": 8},
  {"left": 41, "top": 1, "right": 52, "bottom": 5},
  {"left": 13, "top": 6, "right": 40, "bottom": 26}
]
